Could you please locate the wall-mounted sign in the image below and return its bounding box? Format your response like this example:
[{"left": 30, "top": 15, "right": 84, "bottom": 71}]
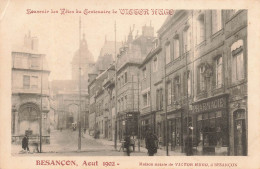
[{"left": 193, "top": 95, "right": 228, "bottom": 113}]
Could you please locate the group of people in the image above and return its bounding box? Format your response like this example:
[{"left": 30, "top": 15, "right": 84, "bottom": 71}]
[
  {"left": 123, "top": 128, "right": 193, "bottom": 156},
  {"left": 123, "top": 128, "right": 159, "bottom": 156}
]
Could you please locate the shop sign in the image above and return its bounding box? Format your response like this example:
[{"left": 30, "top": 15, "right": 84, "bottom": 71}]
[{"left": 193, "top": 95, "right": 227, "bottom": 113}]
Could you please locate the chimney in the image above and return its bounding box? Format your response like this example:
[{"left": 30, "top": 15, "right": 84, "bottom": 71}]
[{"left": 31, "top": 37, "right": 39, "bottom": 51}]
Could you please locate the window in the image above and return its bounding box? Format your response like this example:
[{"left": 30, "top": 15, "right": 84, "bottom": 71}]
[
  {"left": 118, "top": 100, "right": 120, "bottom": 112},
  {"left": 183, "top": 27, "right": 191, "bottom": 52},
  {"left": 174, "top": 76, "right": 180, "bottom": 99},
  {"left": 121, "top": 75, "right": 124, "bottom": 86},
  {"left": 167, "top": 82, "right": 172, "bottom": 105},
  {"left": 165, "top": 43, "right": 171, "bottom": 64},
  {"left": 31, "top": 76, "right": 38, "bottom": 88},
  {"left": 197, "top": 14, "right": 206, "bottom": 44},
  {"left": 212, "top": 10, "right": 222, "bottom": 34},
  {"left": 118, "top": 78, "right": 120, "bottom": 87},
  {"left": 143, "top": 92, "right": 150, "bottom": 107},
  {"left": 231, "top": 40, "right": 244, "bottom": 82},
  {"left": 156, "top": 89, "right": 163, "bottom": 110},
  {"left": 125, "top": 96, "right": 127, "bottom": 110},
  {"left": 31, "top": 57, "right": 40, "bottom": 68},
  {"left": 173, "top": 37, "right": 180, "bottom": 59},
  {"left": 153, "top": 56, "right": 158, "bottom": 72},
  {"left": 124, "top": 72, "right": 127, "bottom": 83},
  {"left": 216, "top": 56, "right": 223, "bottom": 88},
  {"left": 199, "top": 66, "right": 206, "bottom": 91},
  {"left": 143, "top": 67, "right": 147, "bottom": 79},
  {"left": 187, "top": 71, "right": 191, "bottom": 96},
  {"left": 23, "top": 75, "right": 30, "bottom": 89},
  {"left": 121, "top": 97, "right": 125, "bottom": 111}
]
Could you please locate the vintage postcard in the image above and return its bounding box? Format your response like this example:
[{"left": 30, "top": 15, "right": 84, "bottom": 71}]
[{"left": 0, "top": 0, "right": 260, "bottom": 169}]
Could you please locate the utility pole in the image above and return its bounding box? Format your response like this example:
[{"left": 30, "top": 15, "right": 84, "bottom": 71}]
[
  {"left": 78, "top": 16, "right": 82, "bottom": 151},
  {"left": 39, "top": 54, "right": 43, "bottom": 153},
  {"left": 114, "top": 21, "right": 118, "bottom": 150},
  {"left": 164, "top": 45, "right": 169, "bottom": 156}
]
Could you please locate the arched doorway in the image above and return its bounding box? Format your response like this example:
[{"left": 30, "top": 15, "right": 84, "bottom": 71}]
[
  {"left": 233, "top": 109, "right": 247, "bottom": 156},
  {"left": 67, "top": 104, "right": 79, "bottom": 129},
  {"left": 18, "top": 103, "right": 40, "bottom": 136}
]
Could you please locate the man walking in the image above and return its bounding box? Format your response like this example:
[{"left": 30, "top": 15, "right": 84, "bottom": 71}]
[
  {"left": 145, "top": 129, "right": 158, "bottom": 156},
  {"left": 22, "top": 135, "right": 29, "bottom": 152},
  {"left": 124, "top": 133, "right": 131, "bottom": 156}
]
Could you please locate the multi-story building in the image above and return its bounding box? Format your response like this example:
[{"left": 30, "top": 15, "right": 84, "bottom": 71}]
[
  {"left": 11, "top": 32, "right": 51, "bottom": 144},
  {"left": 115, "top": 25, "right": 155, "bottom": 140},
  {"left": 138, "top": 38, "right": 164, "bottom": 146},
  {"left": 158, "top": 10, "right": 247, "bottom": 156},
  {"left": 88, "top": 39, "right": 120, "bottom": 140}
]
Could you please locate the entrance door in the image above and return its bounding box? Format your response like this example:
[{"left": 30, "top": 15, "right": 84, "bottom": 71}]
[{"left": 234, "top": 110, "right": 247, "bottom": 156}]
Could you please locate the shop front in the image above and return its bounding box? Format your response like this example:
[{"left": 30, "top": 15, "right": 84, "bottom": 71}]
[{"left": 193, "top": 94, "right": 229, "bottom": 155}]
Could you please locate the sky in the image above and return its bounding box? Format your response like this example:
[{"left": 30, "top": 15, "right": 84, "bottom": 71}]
[{"left": 1, "top": 0, "right": 170, "bottom": 80}]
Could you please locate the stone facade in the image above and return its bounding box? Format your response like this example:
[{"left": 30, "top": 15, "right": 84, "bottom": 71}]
[
  {"left": 11, "top": 32, "right": 51, "bottom": 144},
  {"left": 157, "top": 10, "right": 247, "bottom": 155}
]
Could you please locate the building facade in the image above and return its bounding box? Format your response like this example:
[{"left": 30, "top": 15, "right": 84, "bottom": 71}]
[
  {"left": 158, "top": 10, "right": 247, "bottom": 156},
  {"left": 115, "top": 25, "right": 155, "bottom": 141},
  {"left": 11, "top": 32, "right": 51, "bottom": 144}
]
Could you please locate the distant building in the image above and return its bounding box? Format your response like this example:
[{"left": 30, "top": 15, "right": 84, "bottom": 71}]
[
  {"left": 11, "top": 32, "right": 51, "bottom": 144},
  {"left": 53, "top": 34, "right": 91, "bottom": 130}
]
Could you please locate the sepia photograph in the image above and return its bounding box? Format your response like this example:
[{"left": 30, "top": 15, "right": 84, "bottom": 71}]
[
  {"left": 1, "top": 0, "right": 260, "bottom": 168},
  {"left": 9, "top": 8, "right": 248, "bottom": 157}
]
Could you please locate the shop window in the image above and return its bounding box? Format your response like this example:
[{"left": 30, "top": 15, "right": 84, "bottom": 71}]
[
  {"left": 183, "top": 26, "right": 191, "bottom": 52},
  {"left": 173, "top": 36, "right": 180, "bottom": 60},
  {"left": 197, "top": 111, "right": 228, "bottom": 147},
  {"left": 231, "top": 40, "right": 244, "bottom": 83},
  {"left": 212, "top": 10, "right": 222, "bottom": 34},
  {"left": 196, "top": 13, "right": 206, "bottom": 44},
  {"left": 216, "top": 56, "right": 223, "bottom": 88},
  {"left": 165, "top": 42, "right": 171, "bottom": 64},
  {"left": 23, "top": 75, "right": 30, "bottom": 89}
]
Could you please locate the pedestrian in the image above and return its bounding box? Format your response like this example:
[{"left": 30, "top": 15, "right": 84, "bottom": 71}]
[
  {"left": 185, "top": 129, "right": 193, "bottom": 156},
  {"left": 22, "top": 135, "right": 29, "bottom": 152},
  {"left": 145, "top": 128, "right": 158, "bottom": 156},
  {"left": 124, "top": 133, "right": 131, "bottom": 156}
]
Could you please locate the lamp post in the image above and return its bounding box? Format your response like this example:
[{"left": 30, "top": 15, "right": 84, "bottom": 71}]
[{"left": 78, "top": 17, "right": 82, "bottom": 151}]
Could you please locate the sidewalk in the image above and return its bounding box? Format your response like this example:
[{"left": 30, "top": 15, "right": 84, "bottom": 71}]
[{"left": 91, "top": 135, "right": 185, "bottom": 156}]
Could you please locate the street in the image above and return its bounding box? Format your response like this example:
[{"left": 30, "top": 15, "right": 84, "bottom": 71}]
[{"left": 12, "top": 129, "right": 176, "bottom": 156}]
